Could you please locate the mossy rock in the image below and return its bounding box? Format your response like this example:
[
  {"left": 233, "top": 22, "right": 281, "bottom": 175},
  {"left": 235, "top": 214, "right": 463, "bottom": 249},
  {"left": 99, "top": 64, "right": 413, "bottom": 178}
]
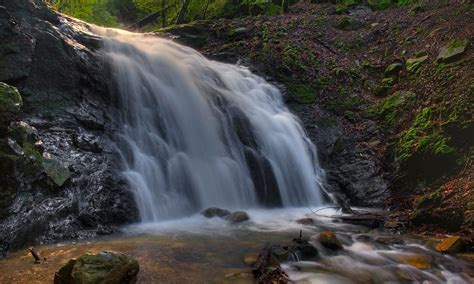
[
  {"left": 436, "top": 39, "right": 468, "bottom": 64},
  {"left": 0, "top": 82, "right": 22, "bottom": 125},
  {"left": 369, "top": 91, "right": 416, "bottom": 127},
  {"left": 384, "top": 62, "right": 404, "bottom": 77},
  {"left": 42, "top": 156, "right": 71, "bottom": 187},
  {"left": 54, "top": 251, "right": 139, "bottom": 284},
  {"left": 406, "top": 55, "right": 428, "bottom": 73},
  {"left": 317, "top": 229, "right": 343, "bottom": 250},
  {"left": 335, "top": 16, "right": 363, "bottom": 31}
]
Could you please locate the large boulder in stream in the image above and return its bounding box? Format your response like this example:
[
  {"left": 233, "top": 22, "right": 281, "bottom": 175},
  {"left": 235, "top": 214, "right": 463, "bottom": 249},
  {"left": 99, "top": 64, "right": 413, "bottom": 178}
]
[
  {"left": 318, "top": 229, "right": 343, "bottom": 250},
  {"left": 201, "top": 207, "right": 231, "bottom": 218},
  {"left": 54, "top": 251, "right": 139, "bottom": 284},
  {"left": 225, "top": 211, "right": 250, "bottom": 224}
]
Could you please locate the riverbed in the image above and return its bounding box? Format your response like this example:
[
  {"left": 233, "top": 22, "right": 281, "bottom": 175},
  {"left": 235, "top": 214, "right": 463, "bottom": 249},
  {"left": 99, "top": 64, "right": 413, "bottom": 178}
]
[{"left": 0, "top": 208, "right": 472, "bottom": 283}]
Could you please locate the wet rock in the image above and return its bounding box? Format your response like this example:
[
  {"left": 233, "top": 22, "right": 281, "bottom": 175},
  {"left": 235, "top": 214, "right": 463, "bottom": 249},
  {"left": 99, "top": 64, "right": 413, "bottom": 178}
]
[
  {"left": 374, "top": 236, "right": 405, "bottom": 246},
  {"left": 243, "top": 254, "right": 258, "bottom": 266},
  {"left": 244, "top": 148, "right": 282, "bottom": 207},
  {"left": 42, "top": 155, "right": 71, "bottom": 187},
  {"left": 0, "top": 1, "right": 138, "bottom": 254},
  {"left": 318, "top": 230, "right": 343, "bottom": 250},
  {"left": 54, "top": 251, "right": 139, "bottom": 284},
  {"left": 436, "top": 39, "right": 468, "bottom": 64},
  {"left": 399, "top": 254, "right": 432, "bottom": 269},
  {"left": 436, "top": 236, "right": 465, "bottom": 254},
  {"left": 252, "top": 245, "right": 288, "bottom": 283},
  {"left": 201, "top": 207, "right": 231, "bottom": 218},
  {"left": 73, "top": 132, "right": 102, "bottom": 153},
  {"left": 225, "top": 211, "right": 250, "bottom": 224},
  {"left": 296, "top": 218, "right": 314, "bottom": 225}
]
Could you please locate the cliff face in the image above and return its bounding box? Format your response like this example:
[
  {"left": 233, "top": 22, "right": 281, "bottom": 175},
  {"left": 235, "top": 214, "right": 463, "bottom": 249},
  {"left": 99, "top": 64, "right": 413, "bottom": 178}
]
[{"left": 0, "top": 0, "right": 137, "bottom": 254}]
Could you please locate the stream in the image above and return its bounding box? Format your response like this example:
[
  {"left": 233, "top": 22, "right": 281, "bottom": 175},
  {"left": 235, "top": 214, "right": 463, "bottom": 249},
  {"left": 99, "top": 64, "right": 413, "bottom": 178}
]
[{"left": 0, "top": 208, "right": 472, "bottom": 283}]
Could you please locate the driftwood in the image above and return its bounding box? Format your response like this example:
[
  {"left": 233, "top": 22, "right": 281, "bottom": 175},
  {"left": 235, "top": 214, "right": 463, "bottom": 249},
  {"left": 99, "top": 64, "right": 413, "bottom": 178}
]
[
  {"left": 29, "top": 247, "right": 41, "bottom": 263},
  {"left": 332, "top": 213, "right": 386, "bottom": 228}
]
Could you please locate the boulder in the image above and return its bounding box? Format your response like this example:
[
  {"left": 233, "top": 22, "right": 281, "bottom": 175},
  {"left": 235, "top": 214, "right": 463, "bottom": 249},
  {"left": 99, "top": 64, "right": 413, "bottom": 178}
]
[
  {"left": 54, "top": 251, "right": 139, "bottom": 284},
  {"left": 437, "top": 39, "right": 468, "bottom": 64},
  {"left": 317, "top": 229, "right": 343, "bottom": 250},
  {"left": 436, "top": 236, "right": 464, "bottom": 254},
  {"left": 225, "top": 211, "right": 250, "bottom": 224},
  {"left": 201, "top": 207, "right": 231, "bottom": 218}
]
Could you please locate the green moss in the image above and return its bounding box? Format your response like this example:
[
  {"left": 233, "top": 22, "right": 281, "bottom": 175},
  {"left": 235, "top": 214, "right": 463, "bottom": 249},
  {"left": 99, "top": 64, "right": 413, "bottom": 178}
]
[
  {"left": 286, "top": 83, "right": 316, "bottom": 104},
  {"left": 398, "top": 107, "right": 455, "bottom": 161},
  {"left": 436, "top": 39, "right": 468, "bottom": 63},
  {"left": 0, "top": 82, "right": 22, "bottom": 123},
  {"left": 384, "top": 62, "right": 404, "bottom": 77},
  {"left": 369, "top": 91, "right": 416, "bottom": 127},
  {"left": 406, "top": 55, "right": 428, "bottom": 73}
]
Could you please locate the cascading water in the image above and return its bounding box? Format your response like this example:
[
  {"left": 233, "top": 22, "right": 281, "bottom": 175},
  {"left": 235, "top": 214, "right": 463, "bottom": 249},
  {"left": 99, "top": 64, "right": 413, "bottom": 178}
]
[{"left": 94, "top": 28, "right": 325, "bottom": 222}]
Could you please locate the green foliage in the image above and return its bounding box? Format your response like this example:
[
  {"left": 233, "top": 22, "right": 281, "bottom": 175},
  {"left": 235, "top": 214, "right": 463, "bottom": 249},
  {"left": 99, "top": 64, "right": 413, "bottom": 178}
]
[
  {"left": 286, "top": 82, "right": 316, "bottom": 104},
  {"left": 370, "top": 91, "right": 416, "bottom": 127},
  {"left": 53, "top": 0, "right": 118, "bottom": 26},
  {"left": 398, "top": 107, "right": 455, "bottom": 161}
]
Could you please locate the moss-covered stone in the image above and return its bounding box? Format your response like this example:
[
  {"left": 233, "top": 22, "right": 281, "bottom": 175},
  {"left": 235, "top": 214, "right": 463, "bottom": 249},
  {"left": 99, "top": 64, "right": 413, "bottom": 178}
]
[
  {"left": 406, "top": 55, "right": 428, "bottom": 73},
  {"left": 0, "top": 82, "right": 22, "bottom": 125},
  {"left": 287, "top": 82, "right": 316, "bottom": 104},
  {"left": 54, "top": 251, "right": 139, "bottom": 284},
  {"left": 335, "top": 16, "right": 362, "bottom": 31},
  {"left": 398, "top": 107, "right": 455, "bottom": 161},
  {"left": 384, "top": 62, "right": 404, "bottom": 77},
  {"left": 436, "top": 39, "right": 468, "bottom": 64},
  {"left": 317, "top": 229, "right": 343, "bottom": 250},
  {"left": 370, "top": 91, "right": 416, "bottom": 127},
  {"left": 42, "top": 157, "right": 71, "bottom": 187}
]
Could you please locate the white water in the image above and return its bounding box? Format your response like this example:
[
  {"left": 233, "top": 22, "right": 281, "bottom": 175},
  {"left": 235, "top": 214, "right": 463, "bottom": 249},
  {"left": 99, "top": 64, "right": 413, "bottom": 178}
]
[{"left": 93, "top": 28, "right": 325, "bottom": 222}]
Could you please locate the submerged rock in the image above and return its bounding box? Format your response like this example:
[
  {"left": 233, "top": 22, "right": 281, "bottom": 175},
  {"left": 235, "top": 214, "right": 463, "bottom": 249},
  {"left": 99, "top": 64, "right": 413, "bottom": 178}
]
[
  {"left": 296, "top": 218, "right": 314, "bottom": 225},
  {"left": 436, "top": 236, "right": 464, "bottom": 254},
  {"left": 201, "top": 207, "right": 231, "bottom": 218},
  {"left": 225, "top": 211, "right": 250, "bottom": 224},
  {"left": 54, "top": 251, "right": 139, "bottom": 284},
  {"left": 318, "top": 230, "right": 343, "bottom": 250},
  {"left": 243, "top": 254, "right": 258, "bottom": 266},
  {"left": 399, "top": 254, "right": 432, "bottom": 269}
]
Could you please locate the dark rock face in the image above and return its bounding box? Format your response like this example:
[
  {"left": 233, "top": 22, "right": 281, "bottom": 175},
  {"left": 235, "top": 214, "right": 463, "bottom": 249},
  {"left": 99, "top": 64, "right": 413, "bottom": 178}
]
[{"left": 0, "top": 0, "right": 138, "bottom": 254}]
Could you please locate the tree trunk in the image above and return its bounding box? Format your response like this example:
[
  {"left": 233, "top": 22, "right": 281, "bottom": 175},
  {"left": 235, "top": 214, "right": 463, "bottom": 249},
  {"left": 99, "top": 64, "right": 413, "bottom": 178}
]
[{"left": 176, "top": 0, "right": 191, "bottom": 25}]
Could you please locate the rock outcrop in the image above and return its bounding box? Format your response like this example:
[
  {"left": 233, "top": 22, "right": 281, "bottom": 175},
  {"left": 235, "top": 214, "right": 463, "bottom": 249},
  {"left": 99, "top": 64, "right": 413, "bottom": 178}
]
[{"left": 0, "top": 0, "right": 138, "bottom": 254}]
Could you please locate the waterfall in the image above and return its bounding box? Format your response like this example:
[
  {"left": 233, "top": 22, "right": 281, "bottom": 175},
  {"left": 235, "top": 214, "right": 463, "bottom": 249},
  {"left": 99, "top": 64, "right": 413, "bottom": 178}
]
[{"left": 94, "top": 28, "right": 325, "bottom": 222}]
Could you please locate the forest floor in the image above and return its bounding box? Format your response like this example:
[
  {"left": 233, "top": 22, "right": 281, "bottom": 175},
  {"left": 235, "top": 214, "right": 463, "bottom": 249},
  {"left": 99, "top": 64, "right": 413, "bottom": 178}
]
[{"left": 158, "top": 1, "right": 473, "bottom": 244}]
